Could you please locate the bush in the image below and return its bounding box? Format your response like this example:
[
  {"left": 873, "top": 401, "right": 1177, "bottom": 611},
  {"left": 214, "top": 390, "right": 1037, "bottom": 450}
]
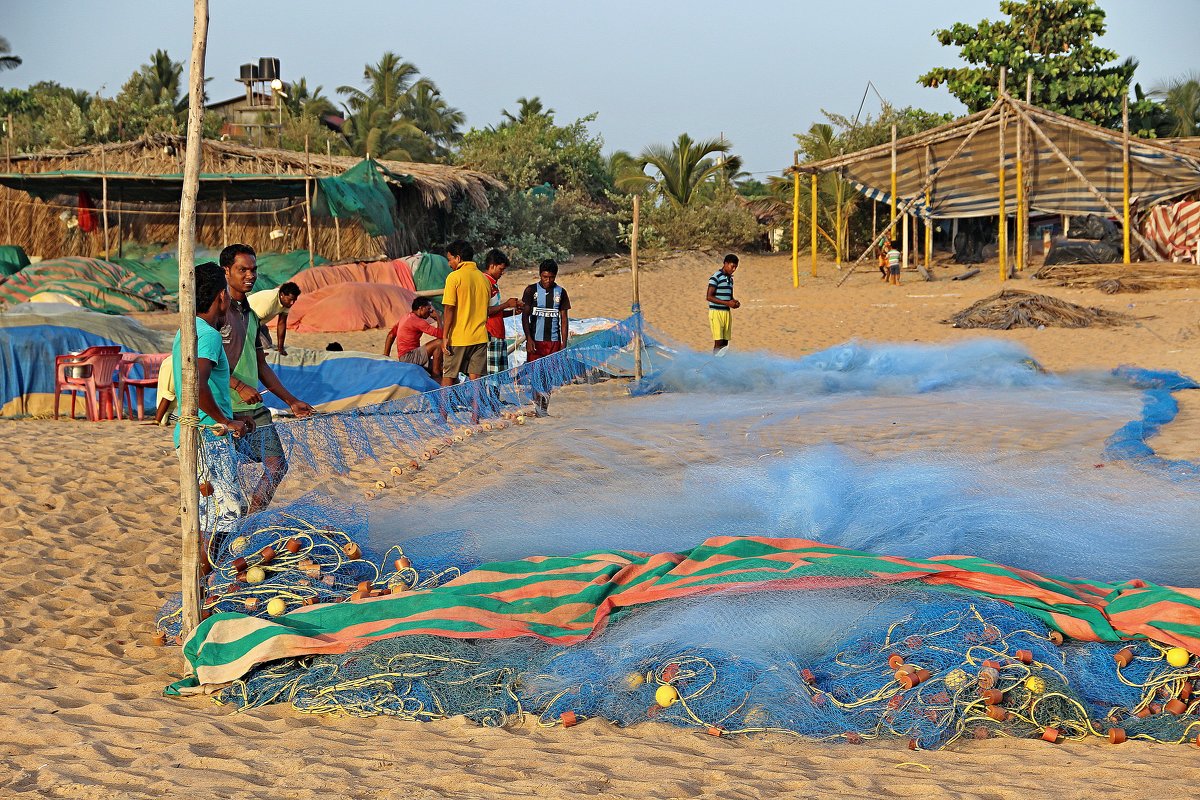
[{"left": 640, "top": 189, "right": 764, "bottom": 251}]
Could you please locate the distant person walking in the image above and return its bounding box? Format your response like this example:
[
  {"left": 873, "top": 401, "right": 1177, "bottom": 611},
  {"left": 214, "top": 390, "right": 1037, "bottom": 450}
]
[
  {"left": 706, "top": 254, "right": 740, "bottom": 353},
  {"left": 521, "top": 259, "right": 571, "bottom": 415},
  {"left": 248, "top": 281, "right": 301, "bottom": 355},
  {"left": 440, "top": 240, "right": 490, "bottom": 385}
]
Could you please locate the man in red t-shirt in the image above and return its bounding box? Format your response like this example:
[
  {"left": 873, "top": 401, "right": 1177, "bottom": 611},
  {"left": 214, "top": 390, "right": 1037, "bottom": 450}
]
[
  {"left": 383, "top": 297, "right": 444, "bottom": 378},
  {"left": 482, "top": 249, "right": 523, "bottom": 375}
]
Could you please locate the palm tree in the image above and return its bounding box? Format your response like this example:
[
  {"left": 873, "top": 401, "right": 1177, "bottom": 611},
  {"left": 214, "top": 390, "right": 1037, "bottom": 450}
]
[
  {"left": 639, "top": 133, "right": 736, "bottom": 207},
  {"left": 1152, "top": 72, "right": 1200, "bottom": 137},
  {"left": 338, "top": 52, "right": 420, "bottom": 114},
  {"left": 500, "top": 96, "right": 554, "bottom": 127},
  {"left": 796, "top": 122, "right": 860, "bottom": 258},
  {"left": 606, "top": 150, "right": 654, "bottom": 194},
  {"left": 340, "top": 96, "right": 427, "bottom": 161},
  {"left": 137, "top": 49, "right": 185, "bottom": 112},
  {"left": 0, "top": 37, "right": 20, "bottom": 71},
  {"left": 400, "top": 79, "right": 464, "bottom": 158},
  {"left": 284, "top": 77, "right": 337, "bottom": 120}
]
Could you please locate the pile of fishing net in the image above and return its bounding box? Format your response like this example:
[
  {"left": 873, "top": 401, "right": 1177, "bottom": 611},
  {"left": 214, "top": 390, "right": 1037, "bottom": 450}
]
[
  {"left": 944, "top": 289, "right": 1132, "bottom": 329},
  {"left": 162, "top": 317, "right": 1200, "bottom": 748}
]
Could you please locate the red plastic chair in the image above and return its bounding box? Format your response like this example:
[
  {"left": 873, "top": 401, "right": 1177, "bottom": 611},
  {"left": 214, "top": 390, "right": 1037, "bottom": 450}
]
[
  {"left": 53, "top": 346, "right": 124, "bottom": 421},
  {"left": 118, "top": 352, "right": 170, "bottom": 421}
]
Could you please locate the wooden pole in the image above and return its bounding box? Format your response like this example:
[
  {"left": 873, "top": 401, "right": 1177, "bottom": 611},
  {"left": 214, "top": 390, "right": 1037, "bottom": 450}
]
[
  {"left": 1015, "top": 103, "right": 1024, "bottom": 272},
  {"left": 789, "top": 161, "right": 799, "bottom": 288},
  {"left": 5, "top": 115, "right": 11, "bottom": 246},
  {"left": 901, "top": 209, "right": 910, "bottom": 274},
  {"left": 117, "top": 188, "right": 123, "bottom": 257},
  {"left": 1122, "top": 95, "right": 1131, "bottom": 264},
  {"left": 889, "top": 124, "right": 897, "bottom": 239},
  {"left": 327, "top": 140, "right": 341, "bottom": 261},
  {"left": 631, "top": 193, "right": 642, "bottom": 381},
  {"left": 998, "top": 70, "right": 1007, "bottom": 281},
  {"left": 304, "top": 135, "right": 314, "bottom": 269},
  {"left": 809, "top": 172, "right": 817, "bottom": 279},
  {"left": 100, "top": 146, "right": 110, "bottom": 257},
  {"left": 221, "top": 190, "right": 227, "bottom": 246},
  {"left": 177, "top": 0, "right": 209, "bottom": 642},
  {"left": 834, "top": 175, "right": 842, "bottom": 270}
]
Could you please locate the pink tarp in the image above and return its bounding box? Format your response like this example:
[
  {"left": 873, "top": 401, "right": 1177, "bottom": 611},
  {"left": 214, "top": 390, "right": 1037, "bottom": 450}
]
[
  {"left": 290, "top": 259, "right": 416, "bottom": 294},
  {"left": 286, "top": 282, "right": 417, "bottom": 333}
]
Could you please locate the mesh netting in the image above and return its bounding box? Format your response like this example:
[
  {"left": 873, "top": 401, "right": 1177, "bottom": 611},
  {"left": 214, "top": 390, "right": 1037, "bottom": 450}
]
[{"left": 160, "top": 314, "right": 1200, "bottom": 747}]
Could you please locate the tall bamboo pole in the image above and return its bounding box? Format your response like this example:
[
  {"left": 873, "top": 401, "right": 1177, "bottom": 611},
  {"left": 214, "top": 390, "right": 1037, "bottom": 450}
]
[
  {"left": 809, "top": 172, "right": 817, "bottom": 279},
  {"left": 1015, "top": 106, "right": 1024, "bottom": 272},
  {"left": 100, "top": 146, "right": 110, "bottom": 257},
  {"left": 901, "top": 209, "right": 910, "bottom": 274},
  {"left": 998, "top": 70, "right": 1007, "bottom": 281},
  {"left": 889, "top": 124, "right": 898, "bottom": 240},
  {"left": 328, "top": 140, "right": 341, "bottom": 261},
  {"left": 834, "top": 176, "right": 842, "bottom": 270},
  {"left": 221, "top": 191, "right": 228, "bottom": 245},
  {"left": 789, "top": 161, "right": 799, "bottom": 287},
  {"left": 924, "top": 146, "right": 933, "bottom": 269},
  {"left": 178, "top": 0, "right": 209, "bottom": 641},
  {"left": 5, "top": 115, "right": 12, "bottom": 245},
  {"left": 116, "top": 188, "right": 123, "bottom": 257},
  {"left": 304, "top": 135, "right": 314, "bottom": 269},
  {"left": 631, "top": 194, "right": 642, "bottom": 381},
  {"left": 1122, "top": 95, "right": 1131, "bottom": 264}
]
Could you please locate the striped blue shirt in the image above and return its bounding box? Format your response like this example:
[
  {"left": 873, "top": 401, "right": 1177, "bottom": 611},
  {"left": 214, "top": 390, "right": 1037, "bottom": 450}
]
[{"left": 708, "top": 269, "right": 734, "bottom": 310}]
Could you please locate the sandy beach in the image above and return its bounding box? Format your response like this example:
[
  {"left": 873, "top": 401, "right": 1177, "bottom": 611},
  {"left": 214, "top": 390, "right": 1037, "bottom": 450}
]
[{"left": 3, "top": 254, "right": 1199, "bottom": 799}]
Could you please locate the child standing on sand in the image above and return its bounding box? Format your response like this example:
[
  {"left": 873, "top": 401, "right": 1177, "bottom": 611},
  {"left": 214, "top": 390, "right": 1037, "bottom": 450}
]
[{"left": 887, "top": 241, "right": 901, "bottom": 286}]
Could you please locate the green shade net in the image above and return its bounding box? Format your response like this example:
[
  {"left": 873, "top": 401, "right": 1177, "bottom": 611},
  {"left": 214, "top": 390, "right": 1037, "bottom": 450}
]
[
  {"left": 315, "top": 159, "right": 411, "bottom": 238},
  {"left": 111, "top": 249, "right": 327, "bottom": 294},
  {"left": 0, "top": 245, "right": 30, "bottom": 278}
]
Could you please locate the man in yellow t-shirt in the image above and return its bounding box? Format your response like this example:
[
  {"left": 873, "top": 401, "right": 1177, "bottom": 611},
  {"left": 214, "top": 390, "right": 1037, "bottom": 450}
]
[{"left": 439, "top": 240, "right": 490, "bottom": 386}]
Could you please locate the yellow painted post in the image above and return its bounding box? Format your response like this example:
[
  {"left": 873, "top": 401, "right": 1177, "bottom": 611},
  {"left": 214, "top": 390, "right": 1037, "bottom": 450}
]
[
  {"left": 1015, "top": 128, "right": 1024, "bottom": 272},
  {"left": 998, "top": 104, "right": 1007, "bottom": 281},
  {"left": 790, "top": 168, "right": 800, "bottom": 288},
  {"left": 924, "top": 187, "right": 932, "bottom": 268},
  {"left": 810, "top": 172, "right": 818, "bottom": 278},
  {"left": 1122, "top": 96, "right": 1131, "bottom": 264}
]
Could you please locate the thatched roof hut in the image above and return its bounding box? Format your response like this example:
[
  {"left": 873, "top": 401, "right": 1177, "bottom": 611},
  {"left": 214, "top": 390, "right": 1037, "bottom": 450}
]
[{"left": 0, "top": 134, "right": 503, "bottom": 260}]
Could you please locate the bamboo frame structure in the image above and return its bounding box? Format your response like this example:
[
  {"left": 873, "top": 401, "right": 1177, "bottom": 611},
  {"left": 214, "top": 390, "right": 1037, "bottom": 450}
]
[
  {"left": 790, "top": 163, "right": 799, "bottom": 288},
  {"left": 178, "top": 0, "right": 209, "bottom": 642},
  {"left": 889, "top": 125, "right": 897, "bottom": 239},
  {"left": 997, "top": 70, "right": 1008, "bottom": 281}
]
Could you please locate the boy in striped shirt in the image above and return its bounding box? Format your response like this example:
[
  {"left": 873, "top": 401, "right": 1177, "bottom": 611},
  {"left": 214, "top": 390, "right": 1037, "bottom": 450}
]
[{"left": 706, "top": 254, "right": 740, "bottom": 353}]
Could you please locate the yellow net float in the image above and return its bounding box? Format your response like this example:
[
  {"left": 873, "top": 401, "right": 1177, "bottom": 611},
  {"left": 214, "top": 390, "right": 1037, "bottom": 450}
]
[
  {"left": 266, "top": 597, "right": 287, "bottom": 616},
  {"left": 1166, "top": 647, "right": 1191, "bottom": 668},
  {"left": 245, "top": 566, "right": 266, "bottom": 584},
  {"left": 654, "top": 684, "right": 679, "bottom": 708}
]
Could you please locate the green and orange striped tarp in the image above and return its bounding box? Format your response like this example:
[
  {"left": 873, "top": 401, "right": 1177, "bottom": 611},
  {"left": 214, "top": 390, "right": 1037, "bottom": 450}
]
[{"left": 174, "top": 536, "right": 1200, "bottom": 691}]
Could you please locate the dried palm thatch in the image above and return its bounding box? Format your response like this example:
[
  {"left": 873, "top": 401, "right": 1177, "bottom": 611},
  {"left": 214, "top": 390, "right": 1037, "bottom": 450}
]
[
  {"left": 1034, "top": 262, "right": 1200, "bottom": 294},
  {"left": 0, "top": 134, "right": 504, "bottom": 259},
  {"left": 944, "top": 289, "right": 1133, "bottom": 329}
]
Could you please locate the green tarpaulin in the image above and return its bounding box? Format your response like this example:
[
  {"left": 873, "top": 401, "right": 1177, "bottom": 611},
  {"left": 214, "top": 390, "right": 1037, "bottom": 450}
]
[
  {"left": 314, "top": 158, "right": 411, "bottom": 238},
  {"left": 0, "top": 245, "right": 30, "bottom": 278},
  {"left": 111, "top": 249, "right": 327, "bottom": 294}
]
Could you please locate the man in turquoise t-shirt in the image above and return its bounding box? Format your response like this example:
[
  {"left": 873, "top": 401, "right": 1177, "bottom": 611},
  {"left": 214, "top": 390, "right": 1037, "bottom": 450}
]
[{"left": 173, "top": 262, "right": 249, "bottom": 540}]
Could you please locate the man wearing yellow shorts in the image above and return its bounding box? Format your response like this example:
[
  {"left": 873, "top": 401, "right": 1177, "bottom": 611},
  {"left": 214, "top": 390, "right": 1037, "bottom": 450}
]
[{"left": 706, "top": 254, "right": 740, "bottom": 353}]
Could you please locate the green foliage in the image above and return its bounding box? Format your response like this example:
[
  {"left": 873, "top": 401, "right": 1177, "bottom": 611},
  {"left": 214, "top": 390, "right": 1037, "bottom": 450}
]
[
  {"left": 499, "top": 96, "right": 554, "bottom": 128},
  {"left": 337, "top": 52, "right": 462, "bottom": 163},
  {"left": 638, "top": 133, "right": 736, "bottom": 207},
  {"left": 457, "top": 114, "right": 612, "bottom": 200},
  {"left": 449, "top": 188, "right": 618, "bottom": 266},
  {"left": 639, "top": 186, "right": 763, "bottom": 250},
  {"left": 918, "top": 0, "right": 1140, "bottom": 127},
  {"left": 1152, "top": 72, "right": 1200, "bottom": 138}
]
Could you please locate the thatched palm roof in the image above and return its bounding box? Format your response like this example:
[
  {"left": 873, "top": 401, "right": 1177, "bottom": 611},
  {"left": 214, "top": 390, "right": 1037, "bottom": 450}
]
[{"left": 8, "top": 133, "right": 504, "bottom": 209}]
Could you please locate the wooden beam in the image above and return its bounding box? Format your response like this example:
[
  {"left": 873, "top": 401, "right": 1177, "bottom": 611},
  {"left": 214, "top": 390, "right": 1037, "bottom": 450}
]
[
  {"left": 889, "top": 124, "right": 898, "bottom": 239},
  {"left": 100, "top": 146, "right": 110, "bottom": 257},
  {"left": 304, "top": 135, "right": 314, "bottom": 270},
  {"left": 998, "top": 69, "right": 1007, "bottom": 281},
  {"left": 177, "top": 0, "right": 209, "bottom": 644}
]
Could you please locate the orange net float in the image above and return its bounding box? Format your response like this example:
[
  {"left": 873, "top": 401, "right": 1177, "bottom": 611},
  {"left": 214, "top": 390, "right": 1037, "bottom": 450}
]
[
  {"left": 285, "top": 538, "right": 302, "bottom": 554},
  {"left": 1114, "top": 647, "right": 1134, "bottom": 667},
  {"left": 231, "top": 557, "right": 248, "bottom": 573},
  {"left": 801, "top": 668, "right": 816, "bottom": 684},
  {"left": 1048, "top": 630, "right": 1065, "bottom": 645},
  {"left": 706, "top": 726, "right": 724, "bottom": 737},
  {"left": 1041, "top": 727, "right": 1060, "bottom": 743},
  {"left": 407, "top": 460, "right": 420, "bottom": 470},
  {"left": 980, "top": 688, "right": 1004, "bottom": 705},
  {"left": 977, "top": 667, "right": 1001, "bottom": 690},
  {"left": 560, "top": 711, "right": 579, "bottom": 728},
  {"left": 395, "top": 556, "right": 412, "bottom": 570},
  {"left": 1108, "top": 727, "right": 1127, "bottom": 744},
  {"left": 259, "top": 546, "right": 276, "bottom": 565},
  {"left": 985, "top": 705, "right": 1008, "bottom": 722},
  {"left": 342, "top": 541, "right": 362, "bottom": 560},
  {"left": 898, "top": 668, "right": 931, "bottom": 690},
  {"left": 1164, "top": 698, "right": 1188, "bottom": 715},
  {"left": 887, "top": 653, "right": 905, "bottom": 669},
  {"left": 390, "top": 466, "right": 405, "bottom": 477},
  {"left": 1015, "top": 649, "right": 1034, "bottom": 664},
  {"left": 152, "top": 630, "right": 166, "bottom": 646},
  {"left": 198, "top": 481, "right": 214, "bottom": 497}
]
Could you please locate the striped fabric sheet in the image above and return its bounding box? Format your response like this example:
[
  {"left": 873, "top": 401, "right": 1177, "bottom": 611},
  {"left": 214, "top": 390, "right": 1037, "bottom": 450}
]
[
  {"left": 1144, "top": 201, "right": 1200, "bottom": 261},
  {"left": 178, "top": 536, "right": 1200, "bottom": 690}
]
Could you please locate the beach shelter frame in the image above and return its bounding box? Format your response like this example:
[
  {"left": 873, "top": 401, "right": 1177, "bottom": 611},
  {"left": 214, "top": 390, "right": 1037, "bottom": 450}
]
[{"left": 787, "top": 76, "right": 1200, "bottom": 286}]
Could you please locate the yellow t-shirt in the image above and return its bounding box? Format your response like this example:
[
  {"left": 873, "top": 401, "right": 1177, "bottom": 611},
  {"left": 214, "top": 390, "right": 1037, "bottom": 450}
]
[
  {"left": 248, "top": 288, "right": 286, "bottom": 324},
  {"left": 441, "top": 261, "right": 490, "bottom": 347}
]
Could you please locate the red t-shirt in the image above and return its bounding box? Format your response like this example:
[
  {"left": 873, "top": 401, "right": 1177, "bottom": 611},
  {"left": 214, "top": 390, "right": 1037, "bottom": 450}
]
[
  {"left": 484, "top": 274, "right": 506, "bottom": 340},
  {"left": 390, "top": 313, "right": 442, "bottom": 355}
]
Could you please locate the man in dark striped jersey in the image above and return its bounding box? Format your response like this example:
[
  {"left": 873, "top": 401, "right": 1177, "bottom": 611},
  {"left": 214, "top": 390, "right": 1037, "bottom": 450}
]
[
  {"left": 706, "top": 254, "right": 740, "bottom": 353},
  {"left": 521, "top": 259, "right": 572, "bottom": 415}
]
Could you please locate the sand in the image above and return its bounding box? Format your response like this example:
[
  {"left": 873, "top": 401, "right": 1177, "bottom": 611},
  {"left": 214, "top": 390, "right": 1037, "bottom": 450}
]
[{"left": 3, "top": 254, "right": 1199, "bottom": 798}]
